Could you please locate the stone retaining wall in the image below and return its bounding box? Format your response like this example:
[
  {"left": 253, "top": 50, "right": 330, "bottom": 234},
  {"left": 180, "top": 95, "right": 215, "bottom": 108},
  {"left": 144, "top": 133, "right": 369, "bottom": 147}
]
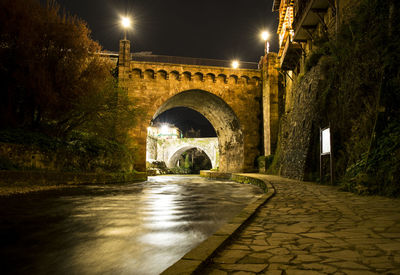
[
  {"left": 0, "top": 170, "right": 147, "bottom": 186},
  {"left": 272, "top": 61, "right": 326, "bottom": 180},
  {"left": 200, "top": 170, "right": 268, "bottom": 193}
]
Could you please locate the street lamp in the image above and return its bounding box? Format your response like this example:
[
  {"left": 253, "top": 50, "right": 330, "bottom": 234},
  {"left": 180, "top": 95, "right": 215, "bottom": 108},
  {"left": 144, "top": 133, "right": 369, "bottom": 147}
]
[
  {"left": 121, "top": 16, "right": 132, "bottom": 40},
  {"left": 261, "top": 31, "right": 270, "bottom": 54},
  {"left": 160, "top": 124, "right": 170, "bottom": 135},
  {"left": 231, "top": 60, "right": 239, "bottom": 69}
]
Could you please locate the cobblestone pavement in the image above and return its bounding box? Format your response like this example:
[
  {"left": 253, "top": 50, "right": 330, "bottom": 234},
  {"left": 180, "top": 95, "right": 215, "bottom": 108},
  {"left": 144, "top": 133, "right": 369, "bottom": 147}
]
[{"left": 203, "top": 174, "right": 400, "bottom": 275}]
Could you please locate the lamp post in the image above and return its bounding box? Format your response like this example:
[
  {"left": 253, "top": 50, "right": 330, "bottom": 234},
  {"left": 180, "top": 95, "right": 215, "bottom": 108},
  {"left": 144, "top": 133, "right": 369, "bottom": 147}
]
[
  {"left": 121, "top": 16, "right": 131, "bottom": 40},
  {"left": 119, "top": 16, "right": 132, "bottom": 69},
  {"left": 261, "top": 31, "right": 270, "bottom": 55}
]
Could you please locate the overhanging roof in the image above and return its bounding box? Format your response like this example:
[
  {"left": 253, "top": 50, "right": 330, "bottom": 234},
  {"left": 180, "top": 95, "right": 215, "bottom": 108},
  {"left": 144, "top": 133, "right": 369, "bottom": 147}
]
[{"left": 272, "top": 0, "right": 281, "bottom": 11}]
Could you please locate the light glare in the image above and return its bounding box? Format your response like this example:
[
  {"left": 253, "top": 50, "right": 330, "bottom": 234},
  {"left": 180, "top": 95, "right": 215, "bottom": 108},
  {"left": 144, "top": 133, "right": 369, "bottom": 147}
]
[
  {"left": 121, "top": 17, "right": 131, "bottom": 28},
  {"left": 232, "top": 60, "right": 239, "bottom": 69},
  {"left": 160, "top": 125, "right": 169, "bottom": 135},
  {"left": 261, "top": 31, "right": 270, "bottom": 41}
]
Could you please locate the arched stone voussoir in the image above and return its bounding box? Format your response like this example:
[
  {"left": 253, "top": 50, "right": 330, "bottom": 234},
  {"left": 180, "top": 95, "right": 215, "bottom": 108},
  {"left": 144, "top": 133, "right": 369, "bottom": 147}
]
[
  {"left": 153, "top": 89, "right": 244, "bottom": 172},
  {"left": 167, "top": 146, "right": 214, "bottom": 168}
]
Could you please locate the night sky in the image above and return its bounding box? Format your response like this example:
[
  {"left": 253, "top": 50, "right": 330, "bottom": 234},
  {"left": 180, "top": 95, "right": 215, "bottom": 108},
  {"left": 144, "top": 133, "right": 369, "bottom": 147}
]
[
  {"left": 55, "top": 0, "right": 278, "bottom": 61},
  {"left": 54, "top": 0, "right": 278, "bottom": 136},
  {"left": 153, "top": 107, "right": 217, "bottom": 137}
]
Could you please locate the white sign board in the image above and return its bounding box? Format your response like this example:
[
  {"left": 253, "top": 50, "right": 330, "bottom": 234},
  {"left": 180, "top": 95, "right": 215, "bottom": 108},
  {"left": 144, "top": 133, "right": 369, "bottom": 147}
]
[{"left": 321, "top": 128, "right": 331, "bottom": 155}]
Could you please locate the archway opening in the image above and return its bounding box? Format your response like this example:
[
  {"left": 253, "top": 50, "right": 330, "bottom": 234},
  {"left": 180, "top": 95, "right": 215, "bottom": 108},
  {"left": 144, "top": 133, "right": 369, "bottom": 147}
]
[
  {"left": 153, "top": 107, "right": 216, "bottom": 138},
  {"left": 150, "top": 90, "right": 244, "bottom": 172},
  {"left": 171, "top": 147, "right": 212, "bottom": 174},
  {"left": 146, "top": 105, "right": 219, "bottom": 174}
]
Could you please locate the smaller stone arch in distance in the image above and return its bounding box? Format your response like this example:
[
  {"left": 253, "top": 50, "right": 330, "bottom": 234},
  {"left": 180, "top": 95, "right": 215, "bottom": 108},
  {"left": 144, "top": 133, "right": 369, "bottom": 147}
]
[
  {"left": 167, "top": 145, "right": 215, "bottom": 169},
  {"left": 152, "top": 90, "right": 244, "bottom": 172},
  {"left": 205, "top": 73, "right": 215, "bottom": 82},
  {"left": 181, "top": 71, "right": 191, "bottom": 81},
  {"left": 132, "top": 68, "right": 142, "bottom": 78},
  {"left": 193, "top": 72, "right": 203, "bottom": 82},
  {"left": 239, "top": 75, "right": 250, "bottom": 84},
  {"left": 217, "top": 74, "right": 227, "bottom": 84},
  {"left": 144, "top": 69, "right": 155, "bottom": 79},
  {"left": 170, "top": 70, "right": 180, "bottom": 80},
  {"left": 228, "top": 75, "right": 238, "bottom": 84},
  {"left": 157, "top": 70, "right": 168, "bottom": 80}
]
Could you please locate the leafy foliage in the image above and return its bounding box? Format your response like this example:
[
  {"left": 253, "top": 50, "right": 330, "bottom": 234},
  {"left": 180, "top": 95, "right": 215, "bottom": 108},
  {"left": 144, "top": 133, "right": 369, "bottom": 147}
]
[
  {"left": 315, "top": 0, "right": 400, "bottom": 195},
  {"left": 0, "top": 0, "right": 135, "bottom": 138},
  {"left": 0, "top": 0, "right": 137, "bottom": 172},
  {"left": 305, "top": 40, "right": 331, "bottom": 72}
]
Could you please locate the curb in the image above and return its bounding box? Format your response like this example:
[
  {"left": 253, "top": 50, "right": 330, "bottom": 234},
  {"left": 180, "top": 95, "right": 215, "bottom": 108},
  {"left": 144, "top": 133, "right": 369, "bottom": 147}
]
[{"left": 161, "top": 173, "right": 276, "bottom": 275}]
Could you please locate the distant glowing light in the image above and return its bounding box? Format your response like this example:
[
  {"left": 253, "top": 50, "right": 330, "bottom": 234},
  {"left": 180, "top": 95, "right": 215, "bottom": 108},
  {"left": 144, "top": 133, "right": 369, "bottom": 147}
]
[
  {"left": 261, "top": 30, "right": 270, "bottom": 54},
  {"left": 261, "top": 31, "right": 270, "bottom": 41},
  {"left": 160, "top": 125, "right": 170, "bottom": 135},
  {"left": 231, "top": 60, "right": 239, "bottom": 69},
  {"left": 121, "top": 17, "right": 132, "bottom": 28}
]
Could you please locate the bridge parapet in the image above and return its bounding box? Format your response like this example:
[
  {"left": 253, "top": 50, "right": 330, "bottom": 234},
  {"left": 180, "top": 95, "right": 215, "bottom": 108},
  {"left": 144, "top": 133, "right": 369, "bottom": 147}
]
[{"left": 127, "top": 61, "right": 261, "bottom": 86}]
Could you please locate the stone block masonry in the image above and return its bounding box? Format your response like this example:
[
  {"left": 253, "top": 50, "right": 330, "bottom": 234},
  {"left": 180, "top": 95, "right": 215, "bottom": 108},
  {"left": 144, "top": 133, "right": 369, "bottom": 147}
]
[{"left": 118, "top": 41, "right": 264, "bottom": 173}]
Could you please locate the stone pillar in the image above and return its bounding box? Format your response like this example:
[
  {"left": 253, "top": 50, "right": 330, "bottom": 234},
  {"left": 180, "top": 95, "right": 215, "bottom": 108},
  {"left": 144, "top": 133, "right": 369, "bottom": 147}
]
[
  {"left": 119, "top": 39, "right": 130, "bottom": 66},
  {"left": 118, "top": 39, "right": 131, "bottom": 79},
  {"left": 262, "top": 52, "right": 279, "bottom": 156}
]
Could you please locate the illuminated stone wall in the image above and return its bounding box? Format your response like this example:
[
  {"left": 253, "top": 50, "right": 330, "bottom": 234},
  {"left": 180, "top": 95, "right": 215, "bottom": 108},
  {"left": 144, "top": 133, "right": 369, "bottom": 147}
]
[
  {"left": 119, "top": 48, "right": 263, "bottom": 172},
  {"left": 154, "top": 137, "right": 219, "bottom": 169},
  {"left": 273, "top": 61, "right": 326, "bottom": 180}
]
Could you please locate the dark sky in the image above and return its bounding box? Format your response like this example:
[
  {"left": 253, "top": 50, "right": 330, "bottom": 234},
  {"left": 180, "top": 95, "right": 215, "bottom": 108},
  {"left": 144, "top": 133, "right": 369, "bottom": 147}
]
[
  {"left": 153, "top": 107, "right": 217, "bottom": 137},
  {"left": 54, "top": 0, "right": 278, "bottom": 136},
  {"left": 55, "top": 0, "right": 278, "bottom": 62}
]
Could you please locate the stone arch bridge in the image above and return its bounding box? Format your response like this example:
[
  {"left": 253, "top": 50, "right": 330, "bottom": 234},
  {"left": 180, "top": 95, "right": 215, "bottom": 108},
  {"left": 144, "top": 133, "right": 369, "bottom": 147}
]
[
  {"left": 114, "top": 40, "right": 278, "bottom": 173},
  {"left": 147, "top": 137, "right": 219, "bottom": 169}
]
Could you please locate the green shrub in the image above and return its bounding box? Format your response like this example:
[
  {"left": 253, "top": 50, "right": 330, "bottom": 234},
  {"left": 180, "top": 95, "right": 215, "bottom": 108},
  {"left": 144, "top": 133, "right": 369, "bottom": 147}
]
[
  {"left": 170, "top": 166, "right": 191, "bottom": 174},
  {"left": 305, "top": 43, "right": 331, "bottom": 72},
  {"left": 0, "top": 129, "right": 61, "bottom": 151}
]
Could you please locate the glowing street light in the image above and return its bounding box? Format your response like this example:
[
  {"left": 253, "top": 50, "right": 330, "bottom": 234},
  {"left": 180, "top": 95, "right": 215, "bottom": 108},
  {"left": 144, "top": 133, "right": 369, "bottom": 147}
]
[
  {"left": 261, "top": 30, "right": 270, "bottom": 54},
  {"left": 160, "top": 124, "right": 170, "bottom": 135},
  {"left": 121, "top": 16, "right": 132, "bottom": 40},
  {"left": 231, "top": 60, "right": 239, "bottom": 69}
]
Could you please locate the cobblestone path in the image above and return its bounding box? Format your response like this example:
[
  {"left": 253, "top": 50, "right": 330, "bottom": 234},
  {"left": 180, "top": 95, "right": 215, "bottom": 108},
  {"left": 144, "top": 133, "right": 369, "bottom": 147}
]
[{"left": 203, "top": 174, "right": 400, "bottom": 275}]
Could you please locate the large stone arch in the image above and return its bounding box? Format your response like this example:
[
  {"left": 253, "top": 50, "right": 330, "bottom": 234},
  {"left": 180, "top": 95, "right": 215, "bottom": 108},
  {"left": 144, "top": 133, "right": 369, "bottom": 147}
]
[
  {"left": 167, "top": 146, "right": 214, "bottom": 168},
  {"left": 152, "top": 89, "right": 243, "bottom": 172}
]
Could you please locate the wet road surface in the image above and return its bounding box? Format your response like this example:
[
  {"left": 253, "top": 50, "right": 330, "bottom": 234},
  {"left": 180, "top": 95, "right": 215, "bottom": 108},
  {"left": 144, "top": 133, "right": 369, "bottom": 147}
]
[{"left": 0, "top": 175, "right": 263, "bottom": 275}]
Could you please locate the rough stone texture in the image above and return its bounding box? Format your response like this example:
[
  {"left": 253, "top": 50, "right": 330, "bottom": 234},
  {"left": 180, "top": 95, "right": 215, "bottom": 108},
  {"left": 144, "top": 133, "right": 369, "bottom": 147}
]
[
  {"left": 0, "top": 142, "right": 57, "bottom": 170},
  {"left": 118, "top": 41, "right": 263, "bottom": 172},
  {"left": 0, "top": 170, "right": 147, "bottom": 196},
  {"left": 200, "top": 170, "right": 232, "bottom": 179},
  {"left": 0, "top": 142, "right": 133, "bottom": 172},
  {"left": 202, "top": 174, "right": 400, "bottom": 274},
  {"left": 261, "top": 53, "right": 279, "bottom": 156},
  {"left": 146, "top": 135, "right": 158, "bottom": 161},
  {"left": 273, "top": 63, "right": 325, "bottom": 180},
  {"left": 151, "top": 137, "right": 219, "bottom": 168}
]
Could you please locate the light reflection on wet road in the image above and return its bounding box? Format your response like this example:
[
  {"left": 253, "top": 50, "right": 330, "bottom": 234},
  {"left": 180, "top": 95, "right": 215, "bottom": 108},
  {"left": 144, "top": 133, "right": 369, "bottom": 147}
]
[{"left": 0, "top": 175, "right": 263, "bottom": 275}]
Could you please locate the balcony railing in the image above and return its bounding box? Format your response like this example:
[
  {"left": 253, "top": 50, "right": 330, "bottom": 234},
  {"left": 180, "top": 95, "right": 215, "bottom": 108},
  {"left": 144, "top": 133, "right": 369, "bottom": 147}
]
[
  {"left": 280, "top": 34, "right": 302, "bottom": 70},
  {"left": 292, "top": 0, "right": 331, "bottom": 41},
  {"left": 293, "top": 0, "right": 312, "bottom": 31}
]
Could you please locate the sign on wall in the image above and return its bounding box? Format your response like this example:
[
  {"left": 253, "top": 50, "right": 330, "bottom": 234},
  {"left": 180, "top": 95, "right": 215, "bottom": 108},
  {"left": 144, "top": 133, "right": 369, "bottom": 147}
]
[
  {"left": 320, "top": 126, "right": 333, "bottom": 185},
  {"left": 321, "top": 128, "right": 331, "bottom": 155}
]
